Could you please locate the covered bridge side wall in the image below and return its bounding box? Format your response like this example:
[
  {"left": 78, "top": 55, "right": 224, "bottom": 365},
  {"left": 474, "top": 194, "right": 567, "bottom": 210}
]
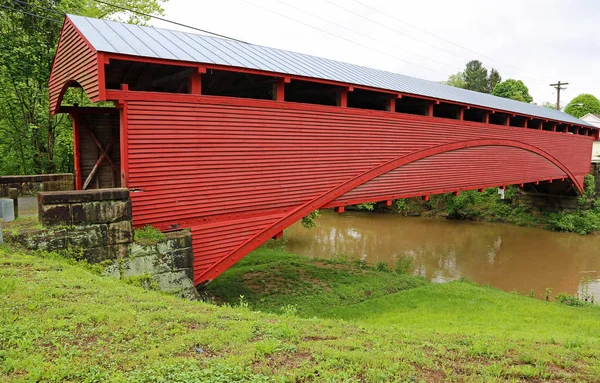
[
  {"left": 118, "top": 93, "right": 593, "bottom": 284},
  {"left": 49, "top": 18, "right": 100, "bottom": 115}
]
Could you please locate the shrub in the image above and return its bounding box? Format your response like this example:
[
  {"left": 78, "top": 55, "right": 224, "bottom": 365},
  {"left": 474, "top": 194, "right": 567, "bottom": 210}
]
[
  {"left": 555, "top": 293, "right": 586, "bottom": 307},
  {"left": 394, "top": 254, "right": 414, "bottom": 274},
  {"left": 301, "top": 210, "right": 320, "bottom": 229},
  {"left": 356, "top": 202, "right": 376, "bottom": 211},
  {"left": 134, "top": 225, "right": 166, "bottom": 244},
  {"left": 548, "top": 210, "right": 600, "bottom": 235}
]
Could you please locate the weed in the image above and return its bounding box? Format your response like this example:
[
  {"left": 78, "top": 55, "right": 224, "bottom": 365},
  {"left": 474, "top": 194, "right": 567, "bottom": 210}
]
[
  {"left": 375, "top": 261, "right": 390, "bottom": 272},
  {"left": 356, "top": 202, "right": 376, "bottom": 211},
  {"left": 134, "top": 225, "right": 166, "bottom": 244},
  {"left": 545, "top": 287, "right": 552, "bottom": 301},
  {"left": 394, "top": 254, "right": 414, "bottom": 274},
  {"left": 123, "top": 273, "right": 159, "bottom": 290},
  {"left": 301, "top": 210, "right": 321, "bottom": 229}
]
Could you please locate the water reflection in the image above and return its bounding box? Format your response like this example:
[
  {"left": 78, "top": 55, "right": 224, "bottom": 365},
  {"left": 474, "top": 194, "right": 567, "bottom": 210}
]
[{"left": 285, "top": 210, "right": 600, "bottom": 300}]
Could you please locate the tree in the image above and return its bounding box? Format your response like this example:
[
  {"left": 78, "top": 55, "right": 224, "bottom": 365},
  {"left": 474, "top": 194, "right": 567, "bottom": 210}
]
[
  {"left": 486, "top": 68, "right": 502, "bottom": 93},
  {"left": 0, "top": 0, "right": 166, "bottom": 175},
  {"left": 539, "top": 102, "right": 557, "bottom": 110},
  {"left": 443, "top": 60, "right": 501, "bottom": 94},
  {"left": 564, "top": 94, "right": 600, "bottom": 119},
  {"left": 491, "top": 79, "right": 533, "bottom": 103},
  {"left": 442, "top": 71, "right": 466, "bottom": 88},
  {"left": 463, "top": 60, "right": 489, "bottom": 93}
]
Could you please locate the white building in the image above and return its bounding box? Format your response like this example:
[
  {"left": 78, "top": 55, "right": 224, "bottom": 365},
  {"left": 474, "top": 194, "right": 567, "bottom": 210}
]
[{"left": 580, "top": 113, "right": 600, "bottom": 163}]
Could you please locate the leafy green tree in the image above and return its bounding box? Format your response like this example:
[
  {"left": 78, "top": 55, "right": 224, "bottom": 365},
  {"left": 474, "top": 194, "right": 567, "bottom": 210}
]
[
  {"left": 0, "top": 0, "right": 166, "bottom": 175},
  {"left": 491, "top": 79, "right": 533, "bottom": 103},
  {"left": 539, "top": 102, "right": 557, "bottom": 110},
  {"left": 564, "top": 94, "right": 600, "bottom": 118},
  {"left": 443, "top": 60, "right": 500, "bottom": 94},
  {"left": 486, "top": 68, "right": 502, "bottom": 93},
  {"left": 442, "top": 71, "right": 466, "bottom": 88}
]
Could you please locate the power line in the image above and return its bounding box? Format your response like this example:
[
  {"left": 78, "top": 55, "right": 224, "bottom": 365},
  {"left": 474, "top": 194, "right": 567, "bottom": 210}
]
[
  {"left": 12, "top": 0, "right": 66, "bottom": 17},
  {"left": 0, "top": 4, "right": 63, "bottom": 24},
  {"left": 239, "top": 0, "right": 449, "bottom": 77},
  {"left": 331, "top": 0, "right": 551, "bottom": 84},
  {"left": 91, "top": 0, "right": 249, "bottom": 43},
  {"left": 275, "top": 0, "right": 463, "bottom": 72}
]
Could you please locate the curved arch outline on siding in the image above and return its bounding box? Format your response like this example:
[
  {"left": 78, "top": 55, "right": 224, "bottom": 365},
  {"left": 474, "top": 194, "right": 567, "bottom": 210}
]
[
  {"left": 52, "top": 80, "right": 94, "bottom": 114},
  {"left": 197, "top": 139, "right": 583, "bottom": 284}
]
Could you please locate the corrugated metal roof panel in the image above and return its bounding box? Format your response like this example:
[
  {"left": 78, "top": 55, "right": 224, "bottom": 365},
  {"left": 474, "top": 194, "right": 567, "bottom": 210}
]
[{"left": 67, "top": 14, "right": 592, "bottom": 127}]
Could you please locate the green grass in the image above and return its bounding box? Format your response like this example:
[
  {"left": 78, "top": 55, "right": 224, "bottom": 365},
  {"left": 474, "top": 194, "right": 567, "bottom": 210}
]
[
  {"left": 204, "top": 247, "right": 427, "bottom": 317},
  {"left": 2, "top": 244, "right": 600, "bottom": 382},
  {"left": 133, "top": 224, "right": 166, "bottom": 245}
]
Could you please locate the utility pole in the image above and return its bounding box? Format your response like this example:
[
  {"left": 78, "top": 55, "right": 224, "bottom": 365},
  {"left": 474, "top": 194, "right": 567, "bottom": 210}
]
[{"left": 550, "top": 81, "right": 569, "bottom": 110}]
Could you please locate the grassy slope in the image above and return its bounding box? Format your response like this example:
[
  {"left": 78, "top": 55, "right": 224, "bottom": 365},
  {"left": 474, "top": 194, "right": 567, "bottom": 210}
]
[
  {"left": 2, "top": 245, "right": 600, "bottom": 382},
  {"left": 204, "top": 247, "right": 427, "bottom": 317}
]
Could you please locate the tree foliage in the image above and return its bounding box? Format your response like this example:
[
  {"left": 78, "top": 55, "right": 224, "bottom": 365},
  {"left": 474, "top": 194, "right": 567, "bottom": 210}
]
[
  {"left": 442, "top": 71, "right": 466, "bottom": 88},
  {"left": 491, "top": 79, "right": 533, "bottom": 103},
  {"left": 443, "top": 60, "right": 501, "bottom": 94},
  {"left": 564, "top": 93, "right": 600, "bottom": 119},
  {"left": 0, "top": 0, "right": 166, "bottom": 175}
]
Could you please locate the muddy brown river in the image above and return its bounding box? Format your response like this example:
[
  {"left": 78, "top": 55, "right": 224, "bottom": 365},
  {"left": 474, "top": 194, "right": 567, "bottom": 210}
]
[{"left": 285, "top": 210, "right": 600, "bottom": 300}]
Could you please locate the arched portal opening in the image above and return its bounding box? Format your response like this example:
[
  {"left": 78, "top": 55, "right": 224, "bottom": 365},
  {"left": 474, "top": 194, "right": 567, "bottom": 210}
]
[{"left": 54, "top": 80, "right": 121, "bottom": 190}]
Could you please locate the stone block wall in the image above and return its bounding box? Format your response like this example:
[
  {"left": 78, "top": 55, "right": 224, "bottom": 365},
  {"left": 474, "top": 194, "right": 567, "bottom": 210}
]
[
  {"left": 0, "top": 174, "right": 74, "bottom": 196},
  {"left": 5, "top": 188, "right": 198, "bottom": 299},
  {"left": 35, "top": 188, "right": 132, "bottom": 261}
]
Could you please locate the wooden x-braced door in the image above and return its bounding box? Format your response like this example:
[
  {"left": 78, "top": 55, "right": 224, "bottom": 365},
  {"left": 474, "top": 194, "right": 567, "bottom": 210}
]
[{"left": 74, "top": 109, "right": 121, "bottom": 190}]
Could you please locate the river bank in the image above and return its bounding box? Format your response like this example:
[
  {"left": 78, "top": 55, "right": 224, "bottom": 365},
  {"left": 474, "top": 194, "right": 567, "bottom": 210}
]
[
  {"left": 3, "top": 244, "right": 599, "bottom": 382},
  {"left": 283, "top": 209, "right": 600, "bottom": 300}
]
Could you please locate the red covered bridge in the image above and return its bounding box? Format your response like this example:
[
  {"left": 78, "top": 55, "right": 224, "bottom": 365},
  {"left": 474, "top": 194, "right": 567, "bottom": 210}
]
[{"left": 49, "top": 15, "right": 598, "bottom": 286}]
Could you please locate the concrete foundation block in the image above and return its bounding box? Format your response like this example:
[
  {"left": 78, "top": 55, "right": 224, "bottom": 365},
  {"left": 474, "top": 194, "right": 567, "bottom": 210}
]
[
  {"left": 108, "top": 220, "right": 133, "bottom": 245},
  {"left": 83, "top": 244, "right": 125, "bottom": 263},
  {"left": 152, "top": 270, "right": 196, "bottom": 293},
  {"left": 129, "top": 243, "right": 158, "bottom": 258},
  {"left": 72, "top": 200, "right": 132, "bottom": 225},
  {"left": 39, "top": 203, "right": 71, "bottom": 227},
  {"left": 68, "top": 224, "right": 108, "bottom": 249},
  {"left": 19, "top": 228, "right": 68, "bottom": 251},
  {"left": 164, "top": 230, "right": 192, "bottom": 248},
  {"left": 168, "top": 247, "right": 193, "bottom": 270},
  {"left": 122, "top": 254, "right": 171, "bottom": 277}
]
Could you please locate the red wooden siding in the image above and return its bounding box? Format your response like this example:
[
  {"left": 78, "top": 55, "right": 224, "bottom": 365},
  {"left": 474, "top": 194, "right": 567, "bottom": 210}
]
[
  {"left": 48, "top": 18, "right": 100, "bottom": 115},
  {"left": 121, "top": 94, "right": 592, "bottom": 285}
]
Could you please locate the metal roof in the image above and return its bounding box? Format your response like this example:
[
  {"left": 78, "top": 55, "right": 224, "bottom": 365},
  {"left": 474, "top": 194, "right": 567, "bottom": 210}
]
[{"left": 68, "top": 14, "right": 593, "bottom": 127}]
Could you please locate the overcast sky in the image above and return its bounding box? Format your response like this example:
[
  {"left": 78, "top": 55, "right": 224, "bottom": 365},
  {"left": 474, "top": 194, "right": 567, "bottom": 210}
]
[{"left": 151, "top": 0, "right": 600, "bottom": 108}]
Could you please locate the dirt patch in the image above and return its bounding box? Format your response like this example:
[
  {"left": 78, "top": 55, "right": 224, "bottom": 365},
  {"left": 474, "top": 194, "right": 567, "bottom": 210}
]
[
  {"left": 253, "top": 351, "right": 313, "bottom": 372},
  {"left": 242, "top": 268, "right": 330, "bottom": 294}
]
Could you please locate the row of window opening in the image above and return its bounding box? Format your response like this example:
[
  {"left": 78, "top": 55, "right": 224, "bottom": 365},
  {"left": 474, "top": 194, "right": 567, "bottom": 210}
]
[{"left": 103, "top": 60, "right": 593, "bottom": 136}]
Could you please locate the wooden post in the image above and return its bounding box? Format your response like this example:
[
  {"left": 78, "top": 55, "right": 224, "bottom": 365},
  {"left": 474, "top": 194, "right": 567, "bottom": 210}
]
[
  {"left": 388, "top": 96, "right": 396, "bottom": 112},
  {"left": 505, "top": 115, "right": 510, "bottom": 126},
  {"left": 273, "top": 78, "right": 285, "bottom": 102},
  {"left": 8, "top": 188, "right": 18, "bottom": 219},
  {"left": 334, "top": 206, "right": 345, "bottom": 213},
  {"left": 458, "top": 107, "right": 464, "bottom": 120},
  {"left": 427, "top": 102, "right": 433, "bottom": 117},
  {"left": 338, "top": 89, "right": 348, "bottom": 108},
  {"left": 484, "top": 112, "right": 490, "bottom": 124},
  {"left": 71, "top": 112, "right": 82, "bottom": 190},
  {"left": 189, "top": 68, "right": 202, "bottom": 94}
]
